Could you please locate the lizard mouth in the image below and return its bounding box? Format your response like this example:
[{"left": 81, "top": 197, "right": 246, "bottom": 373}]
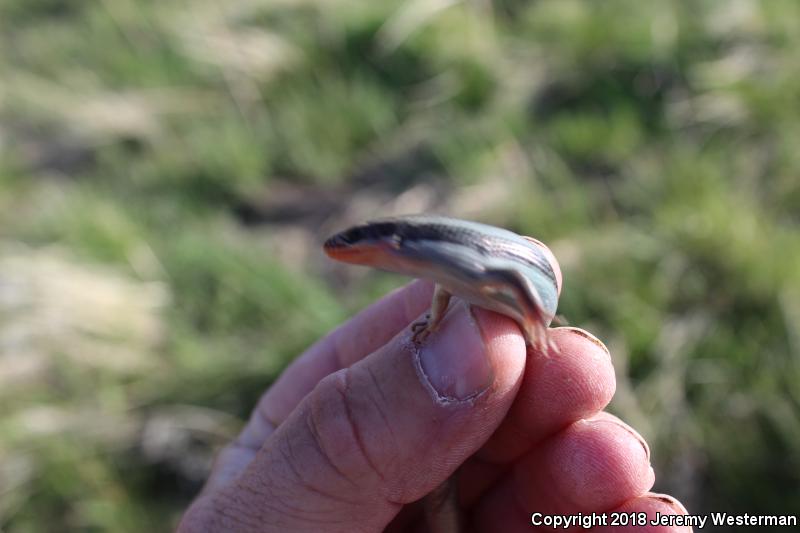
[
  {"left": 323, "top": 238, "right": 382, "bottom": 264},
  {"left": 323, "top": 234, "right": 347, "bottom": 250}
]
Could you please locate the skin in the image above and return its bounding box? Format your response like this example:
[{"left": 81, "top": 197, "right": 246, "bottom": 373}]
[{"left": 178, "top": 241, "right": 691, "bottom": 533}]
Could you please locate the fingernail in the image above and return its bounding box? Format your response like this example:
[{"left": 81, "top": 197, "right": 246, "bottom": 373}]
[
  {"left": 555, "top": 327, "right": 611, "bottom": 359},
  {"left": 416, "top": 302, "right": 493, "bottom": 402},
  {"left": 645, "top": 493, "right": 690, "bottom": 514}
]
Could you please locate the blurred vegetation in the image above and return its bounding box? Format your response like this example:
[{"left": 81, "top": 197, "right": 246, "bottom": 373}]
[{"left": 1, "top": 0, "right": 799, "bottom": 531}]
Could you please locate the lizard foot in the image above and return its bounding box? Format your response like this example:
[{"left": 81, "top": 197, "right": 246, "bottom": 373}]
[{"left": 411, "top": 315, "right": 434, "bottom": 344}]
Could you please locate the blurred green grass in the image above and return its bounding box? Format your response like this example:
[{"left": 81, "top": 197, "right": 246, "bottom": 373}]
[{"left": 1, "top": 0, "right": 799, "bottom": 530}]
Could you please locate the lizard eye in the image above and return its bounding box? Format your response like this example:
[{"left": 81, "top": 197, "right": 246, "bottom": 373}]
[{"left": 324, "top": 227, "right": 362, "bottom": 248}]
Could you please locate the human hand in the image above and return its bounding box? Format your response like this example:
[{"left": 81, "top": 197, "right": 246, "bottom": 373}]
[{"left": 178, "top": 245, "right": 690, "bottom": 532}]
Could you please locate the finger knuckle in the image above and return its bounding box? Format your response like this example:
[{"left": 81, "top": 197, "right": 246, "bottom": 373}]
[{"left": 306, "top": 368, "right": 396, "bottom": 490}]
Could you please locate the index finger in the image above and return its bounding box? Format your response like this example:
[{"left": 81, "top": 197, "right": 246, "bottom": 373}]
[{"left": 203, "top": 278, "right": 435, "bottom": 491}]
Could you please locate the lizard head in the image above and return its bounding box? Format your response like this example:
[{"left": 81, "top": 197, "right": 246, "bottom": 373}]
[{"left": 323, "top": 220, "right": 406, "bottom": 268}]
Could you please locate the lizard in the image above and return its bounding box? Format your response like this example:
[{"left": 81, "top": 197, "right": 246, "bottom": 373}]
[{"left": 324, "top": 215, "right": 559, "bottom": 353}]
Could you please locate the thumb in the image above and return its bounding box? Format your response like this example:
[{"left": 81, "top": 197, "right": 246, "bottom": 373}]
[{"left": 181, "top": 301, "right": 527, "bottom": 532}]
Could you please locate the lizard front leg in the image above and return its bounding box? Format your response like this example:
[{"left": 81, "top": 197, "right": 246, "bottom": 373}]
[{"left": 411, "top": 284, "right": 452, "bottom": 344}]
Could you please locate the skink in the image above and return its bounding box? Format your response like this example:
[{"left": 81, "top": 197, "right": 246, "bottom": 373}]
[
  {"left": 324, "top": 215, "right": 559, "bottom": 352},
  {"left": 323, "top": 215, "right": 560, "bottom": 533}
]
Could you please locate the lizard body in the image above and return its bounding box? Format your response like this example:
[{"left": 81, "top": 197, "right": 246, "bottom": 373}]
[{"left": 324, "top": 215, "right": 559, "bottom": 350}]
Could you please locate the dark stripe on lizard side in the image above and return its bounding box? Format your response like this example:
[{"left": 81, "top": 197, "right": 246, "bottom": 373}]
[{"left": 392, "top": 221, "right": 557, "bottom": 286}]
